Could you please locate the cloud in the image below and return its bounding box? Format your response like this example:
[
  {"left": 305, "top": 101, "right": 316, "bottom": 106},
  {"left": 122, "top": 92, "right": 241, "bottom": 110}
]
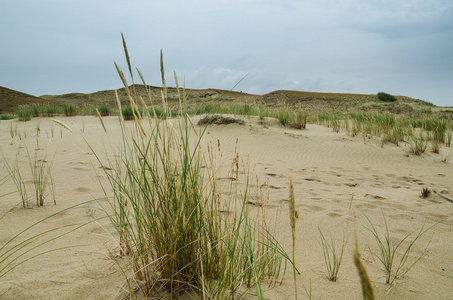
[{"left": 0, "top": 0, "right": 452, "bottom": 106}]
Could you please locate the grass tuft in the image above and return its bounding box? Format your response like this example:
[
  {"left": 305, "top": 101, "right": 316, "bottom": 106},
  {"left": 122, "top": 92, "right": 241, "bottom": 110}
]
[
  {"left": 90, "top": 38, "right": 290, "bottom": 298},
  {"left": 363, "top": 209, "right": 431, "bottom": 284}
]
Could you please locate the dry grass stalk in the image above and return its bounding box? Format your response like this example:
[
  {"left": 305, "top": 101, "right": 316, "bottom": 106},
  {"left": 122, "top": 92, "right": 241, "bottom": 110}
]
[
  {"left": 95, "top": 108, "right": 107, "bottom": 134},
  {"left": 51, "top": 119, "right": 72, "bottom": 133},
  {"left": 289, "top": 174, "right": 298, "bottom": 300},
  {"left": 353, "top": 212, "right": 375, "bottom": 300}
]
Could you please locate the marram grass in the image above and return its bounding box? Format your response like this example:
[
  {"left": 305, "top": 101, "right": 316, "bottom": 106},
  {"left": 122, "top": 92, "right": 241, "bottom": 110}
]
[{"left": 90, "top": 39, "right": 290, "bottom": 299}]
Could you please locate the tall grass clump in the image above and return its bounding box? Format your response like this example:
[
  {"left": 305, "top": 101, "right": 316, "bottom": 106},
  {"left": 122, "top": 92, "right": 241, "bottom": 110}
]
[
  {"left": 15, "top": 106, "right": 31, "bottom": 121},
  {"left": 97, "top": 104, "right": 111, "bottom": 116},
  {"left": 63, "top": 104, "right": 77, "bottom": 116},
  {"left": 26, "top": 148, "right": 55, "bottom": 206},
  {"left": 0, "top": 114, "right": 15, "bottom": 120},
  {"left": 363, "top": 210, "right": 431, "bottom": 284},
  {"left": 446, "top": 130, "right": 452, "bottom": 147},
  {"left": 410, "top": 131, "right": 428, "bottom": 155},
  {"left": 42, "top": 104, "right": 57, "bottom": 117},
  {"left": 30, "top": 104, "right": 40, "bottom": 117},
  {"left": 275, "top": 106, "right": 291, "bottom": 126},
  {"left": 293, "top": 104, "right": 308, "bottom": 129},
  {"left": 377, "top": 92, "right": 397, "bottom": 102},
  {"left": 94, "top": 37, "right": 290, "bottom": 298},
  {"left": 318, "top": 228, "right": 346, "bottom": 282}
]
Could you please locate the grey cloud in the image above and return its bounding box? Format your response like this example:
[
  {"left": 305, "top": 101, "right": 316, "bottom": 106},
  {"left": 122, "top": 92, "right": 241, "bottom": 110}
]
[{"left": 1, "top": 0, "right": 452, "bottom": 106}]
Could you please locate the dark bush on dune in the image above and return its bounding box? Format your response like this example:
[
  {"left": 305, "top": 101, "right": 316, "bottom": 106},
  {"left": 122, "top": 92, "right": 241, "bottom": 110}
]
[{"left": 377, "top": 92, "right": 397, "bottom": 102}]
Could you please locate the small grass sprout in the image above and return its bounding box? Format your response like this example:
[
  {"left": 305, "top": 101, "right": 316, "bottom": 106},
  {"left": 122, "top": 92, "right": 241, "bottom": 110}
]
[
  {"left": 318, "top": 228, "right": 346, "bottom": 282},
  {"left": 26, "top": 148, "right": 55, "bottom": 206},
  {"left": 421, "top": 187, "right": 431, "bottom": 198},
  {"left": 363, "top": 209, "right": 431, "bottom": 284},
  {"left": 410, "top": 131, "right": 428, "bottom": 155}
]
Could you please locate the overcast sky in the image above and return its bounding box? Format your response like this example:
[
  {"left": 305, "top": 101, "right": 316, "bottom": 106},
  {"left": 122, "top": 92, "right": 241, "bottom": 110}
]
[{"left": 1, "top": 0, "right": 452, "bottom": 106}]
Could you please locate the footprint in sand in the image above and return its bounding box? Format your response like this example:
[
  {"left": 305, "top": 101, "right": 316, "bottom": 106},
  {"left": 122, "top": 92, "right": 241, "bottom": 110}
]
[
  {"left": 304, "top": 178, "right": 322, "bottom": 182},
  {"left": 73, "top": 167, "right": 89, "bottom": 171},
  {"left": 74, "top": 187, "right": 90, "bottom": 193},
  {"left": 344, "top": 183, "right": 359, "bottom": 187},
  {"left": 267, "top": 185, "right": 282, "bottom": 190},
  {"left": 364, "top": 194, "right": 386, "bottom": 200},
  {"left": 305, "top": 205, "right": 326, "bottom": 212},
  {"left": 327, "top": 212, "right": 343, "bottom": 218}
]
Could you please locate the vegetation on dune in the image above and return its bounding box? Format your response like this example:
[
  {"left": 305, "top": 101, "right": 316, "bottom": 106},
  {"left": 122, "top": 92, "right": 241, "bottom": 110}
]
[
  {"left": 377, "top": 92, "right": 397, "bottom": 102},
  {"left": 88, "top": 38, "right": 291, "bottom": 299}
]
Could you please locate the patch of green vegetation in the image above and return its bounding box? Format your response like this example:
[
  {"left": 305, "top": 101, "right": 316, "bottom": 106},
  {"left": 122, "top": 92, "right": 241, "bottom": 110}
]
[
  {"left": 15, "top": 106, "right": 31, "bottom": 121},
  {"left": 0, "top": 114, "right": 15, "bottom": 120},
  {"left": 42, "top": 105, "right": 57, "bottom": 117},
  {"left": 413, "top": 98, "right": 436, "bottom": 107},
  {"left": 97, "top": 104, "right": 111, "bottom": 116},
  {"left": 377, "top": 92, "right": 397, "bottom": 102},
  {"left": 63, "top": 104, "right": 77, "bottom": 116}
]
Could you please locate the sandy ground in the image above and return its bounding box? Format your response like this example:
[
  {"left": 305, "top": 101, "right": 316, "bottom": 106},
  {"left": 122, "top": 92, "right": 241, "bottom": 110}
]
[{"left": 0, "top": 115, "right": 452, "bottom": 299}]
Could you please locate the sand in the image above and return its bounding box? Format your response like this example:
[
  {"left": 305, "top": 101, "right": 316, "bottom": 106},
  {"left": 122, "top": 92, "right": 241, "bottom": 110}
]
[{"left": 0, "top": 115, "right": 452, "bottom": 299}]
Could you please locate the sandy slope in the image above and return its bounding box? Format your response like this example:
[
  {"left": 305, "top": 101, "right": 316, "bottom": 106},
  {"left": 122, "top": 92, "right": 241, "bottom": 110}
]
[{"left": 0, "top": 115, "right": 452, "bottom": 299}]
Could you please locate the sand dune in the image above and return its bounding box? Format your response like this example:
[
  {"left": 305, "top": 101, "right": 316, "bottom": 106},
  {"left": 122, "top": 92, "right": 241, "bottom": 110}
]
[{"left": 1, "top": 115, "right": 452, "bottom": 299}]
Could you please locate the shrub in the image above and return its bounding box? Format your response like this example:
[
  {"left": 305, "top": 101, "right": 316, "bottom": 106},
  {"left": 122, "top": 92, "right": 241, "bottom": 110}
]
[
  {"left": 377, "top": 92, "right": 397, "bottom": 102},
  {"left": 97, "top": 104, "right": 111, "bottom": 116}
]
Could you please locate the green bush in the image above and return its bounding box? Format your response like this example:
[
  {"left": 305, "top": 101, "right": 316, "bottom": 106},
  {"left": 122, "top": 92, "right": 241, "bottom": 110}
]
[
  {"left": 377, "top": 92, "right": 397, "bottom": 102},
  {"left": 97, "top": 104, "right": 111, "bottom": 116}
]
